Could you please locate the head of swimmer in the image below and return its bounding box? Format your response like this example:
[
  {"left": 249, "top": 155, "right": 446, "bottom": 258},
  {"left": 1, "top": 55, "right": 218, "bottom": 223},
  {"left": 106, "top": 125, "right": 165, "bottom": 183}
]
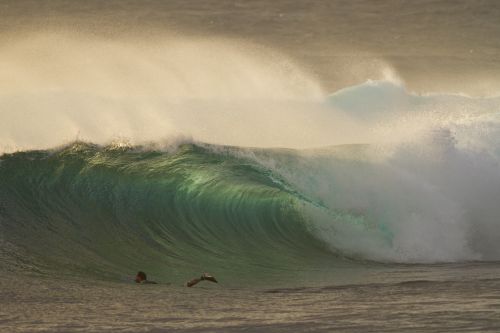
[{"left": 135, "top": 271, "right": 147, "bottom": 283}]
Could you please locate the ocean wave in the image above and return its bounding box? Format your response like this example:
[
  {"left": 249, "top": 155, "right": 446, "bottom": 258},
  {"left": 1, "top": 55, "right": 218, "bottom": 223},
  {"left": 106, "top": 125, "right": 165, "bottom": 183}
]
[
  {"left": 1, "top": 130, "right": 500, "bottom": 282},
  {"left": 0, "top": 142, "right": 333, "bottom": 281}
]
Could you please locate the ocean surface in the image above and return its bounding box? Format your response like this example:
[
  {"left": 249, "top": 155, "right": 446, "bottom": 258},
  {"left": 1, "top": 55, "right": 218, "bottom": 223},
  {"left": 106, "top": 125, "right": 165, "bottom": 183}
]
[{"left": 2, "top": 1, "right": 500, "bottom": 332}]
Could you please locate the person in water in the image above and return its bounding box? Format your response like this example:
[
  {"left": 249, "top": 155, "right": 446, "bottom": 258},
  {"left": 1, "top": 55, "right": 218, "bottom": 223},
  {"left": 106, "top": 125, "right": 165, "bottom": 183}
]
[
  {"left": 135, "top": 271, "right": 157, "bottom": 284},
  {"left": 186, "top": 273, "right": 218, "bottom": 287},
  {"left": 134, "top": 271, "right": 217, "bottom": 287}
]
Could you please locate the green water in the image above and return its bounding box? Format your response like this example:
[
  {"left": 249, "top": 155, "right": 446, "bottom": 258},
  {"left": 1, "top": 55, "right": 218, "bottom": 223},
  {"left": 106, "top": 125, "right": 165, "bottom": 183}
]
[{"left": 0, "top": 142, "right": 344, "bottom": 286}]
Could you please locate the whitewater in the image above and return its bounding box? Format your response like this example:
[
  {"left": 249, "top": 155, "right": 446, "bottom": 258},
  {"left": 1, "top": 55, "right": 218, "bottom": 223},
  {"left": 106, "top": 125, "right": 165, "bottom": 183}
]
[{"left": 2, "top": 32, "right": 500, "bottom": 332}]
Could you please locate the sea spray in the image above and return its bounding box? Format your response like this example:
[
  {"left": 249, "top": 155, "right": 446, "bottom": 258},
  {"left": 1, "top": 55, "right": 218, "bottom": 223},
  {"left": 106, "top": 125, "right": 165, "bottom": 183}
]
[{"left": 2, "top": 33, "right": 500, "bottom": 278}]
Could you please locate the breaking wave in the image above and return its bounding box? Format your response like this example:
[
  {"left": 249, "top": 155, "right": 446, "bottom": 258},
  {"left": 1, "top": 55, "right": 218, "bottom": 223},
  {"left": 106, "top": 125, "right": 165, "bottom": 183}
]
[{"left": 2, "top": 34, "right": 500, "bottom": 283}]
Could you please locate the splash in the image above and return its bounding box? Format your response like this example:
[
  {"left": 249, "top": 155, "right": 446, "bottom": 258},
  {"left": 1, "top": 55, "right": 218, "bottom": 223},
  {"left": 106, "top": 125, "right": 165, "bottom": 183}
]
[{"left": 0, "top": 33, "right": 361, "bottom": 152}]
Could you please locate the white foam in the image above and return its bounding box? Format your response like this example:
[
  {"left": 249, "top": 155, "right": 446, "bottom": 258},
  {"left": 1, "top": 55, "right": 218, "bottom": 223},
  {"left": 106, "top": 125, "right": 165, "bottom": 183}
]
[{"left": 243, "top": 82, "right": 500, "bottom": 263}]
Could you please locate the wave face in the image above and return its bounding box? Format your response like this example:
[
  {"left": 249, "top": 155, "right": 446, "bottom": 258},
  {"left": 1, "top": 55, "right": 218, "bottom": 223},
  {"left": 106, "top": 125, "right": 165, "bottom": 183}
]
[
  {"left": 2, "top": 119, "right": 500, "bottom": 283},
  {"left": 0, "top": 142, "right": 336, "bottom": 282}
]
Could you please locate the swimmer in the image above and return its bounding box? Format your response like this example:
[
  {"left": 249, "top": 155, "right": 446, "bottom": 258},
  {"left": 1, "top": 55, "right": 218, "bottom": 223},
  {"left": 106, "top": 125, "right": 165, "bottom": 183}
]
[
  {"left": 134, "top": 271, "right": 157, "bottom": 284},
  {"left": 134, "top": 271, "right": 217, "bottom": 287},
  {"left": 186, "top": 272, "right": 218, "bottom": 287}
]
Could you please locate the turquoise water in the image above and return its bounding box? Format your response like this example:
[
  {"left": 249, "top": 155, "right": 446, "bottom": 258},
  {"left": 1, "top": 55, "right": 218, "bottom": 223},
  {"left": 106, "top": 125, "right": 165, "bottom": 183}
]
[
  {"left": 2, "top": 138, "right": 500, "bottom": 284},
  {"left": 0, "top": 142, "right": 349, "bottom": 287}
]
